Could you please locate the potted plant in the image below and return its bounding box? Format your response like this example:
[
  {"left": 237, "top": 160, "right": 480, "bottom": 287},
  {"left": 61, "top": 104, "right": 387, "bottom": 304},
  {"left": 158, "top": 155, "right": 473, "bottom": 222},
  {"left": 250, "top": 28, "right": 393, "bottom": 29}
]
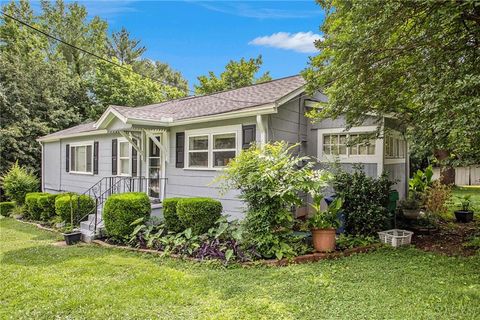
[
  {"left": 399, "top": 193, "right": 421, "bottom": 219},
  {"left": 63, "top": 193, "right": 81, "bottom": 245},
  {"left": 454, "top": 195, "right": 475, "bottom": 223},
  {"left": 307, "top": 197, "right": 342, "bottom": 252}
]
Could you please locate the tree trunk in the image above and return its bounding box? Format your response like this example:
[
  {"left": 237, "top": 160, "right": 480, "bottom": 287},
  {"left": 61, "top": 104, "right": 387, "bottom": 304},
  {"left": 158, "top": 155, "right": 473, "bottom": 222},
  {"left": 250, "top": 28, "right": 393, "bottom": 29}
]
[{"left": 434, "top": 149, "right": 455, "bottom": 185}]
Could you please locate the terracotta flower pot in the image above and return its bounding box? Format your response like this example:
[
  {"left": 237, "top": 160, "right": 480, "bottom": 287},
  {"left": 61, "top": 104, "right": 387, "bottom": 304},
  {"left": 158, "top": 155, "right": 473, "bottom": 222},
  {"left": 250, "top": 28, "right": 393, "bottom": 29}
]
[{"left": 311, "top": 228, "right": 336, "bottom": 252}]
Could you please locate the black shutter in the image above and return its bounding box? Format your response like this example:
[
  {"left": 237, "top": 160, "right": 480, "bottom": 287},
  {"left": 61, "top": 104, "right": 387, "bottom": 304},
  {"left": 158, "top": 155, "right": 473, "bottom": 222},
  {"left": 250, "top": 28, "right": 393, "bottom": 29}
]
[
  {"left": 112, "top": 139, "right": 118, "bottom": 175},
  {"left": 242, "top": 124, "right": 256, "bottom": 149},
  {"left": 65, "top": 144, "right": 70, "bottom": 172},
  {"left": 93, "top": 141, "right": 99, "bottom": 174},
  {"left": 176, "top": 132, "right": 185, "bottom": 168},
  {"left": 131, "top": 142, "right": 138, "bottom": 177}
]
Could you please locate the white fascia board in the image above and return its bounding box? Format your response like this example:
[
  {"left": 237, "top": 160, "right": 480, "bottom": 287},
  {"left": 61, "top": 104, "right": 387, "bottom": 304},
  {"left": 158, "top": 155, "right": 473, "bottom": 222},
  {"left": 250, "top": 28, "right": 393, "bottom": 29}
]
[
  {"left": 36, "top": 129, "right": 108, "bottom": 142},
  {"left": 95, "top": 106, "right": 128, "bottom": 129},
  {"left": 275, "top": 86, "right": 306, "bottom": 106}
]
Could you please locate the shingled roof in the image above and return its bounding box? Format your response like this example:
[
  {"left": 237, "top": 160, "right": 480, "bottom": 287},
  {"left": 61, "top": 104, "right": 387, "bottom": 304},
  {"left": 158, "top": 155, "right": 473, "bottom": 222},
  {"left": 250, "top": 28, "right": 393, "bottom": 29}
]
[{"left": 38, "top": 75, "right": 305, "bottom": 141}]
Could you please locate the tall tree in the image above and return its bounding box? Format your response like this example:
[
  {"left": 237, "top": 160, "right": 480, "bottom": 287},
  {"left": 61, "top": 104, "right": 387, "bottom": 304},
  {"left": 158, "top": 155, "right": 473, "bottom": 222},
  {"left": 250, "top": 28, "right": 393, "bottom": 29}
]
[
  {"left": 0, "top": 0, "right": 85, "bottom": 175},
  {"left": 108, "top": 27, "right": 146, "bottom": 64},
  {"left": 89, "top": 59, "right": 186, "bottom": 118},
  {"left": 195, "top": 55, "right": 271, "bottom": 94},
  {"left": 133, "top": 59, "right": 189, "bottom": 95},
  {"left": 40, "top": 0, "right": 108, "bottom": 77},
  {"left": 303, "top": 0, "right": 480, "bottom": 183}
]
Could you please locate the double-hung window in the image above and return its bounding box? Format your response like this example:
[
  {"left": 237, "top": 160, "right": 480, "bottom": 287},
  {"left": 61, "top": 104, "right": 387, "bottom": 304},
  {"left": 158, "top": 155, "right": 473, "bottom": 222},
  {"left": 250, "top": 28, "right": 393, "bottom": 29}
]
[
  {"left": 118, "top": 140, "right": 131, "bottom": 175},
  {"left": 70, "top": 143, "right": 93, "bottom": 174},
  {"left": 186, "top": 126, "right": 240, "bottom": 169}
]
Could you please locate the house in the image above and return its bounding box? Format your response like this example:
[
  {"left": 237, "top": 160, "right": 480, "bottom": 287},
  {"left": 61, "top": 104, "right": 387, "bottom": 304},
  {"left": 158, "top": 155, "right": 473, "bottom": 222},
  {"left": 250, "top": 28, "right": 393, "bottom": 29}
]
[{"left": 37, "top": 75, "right": 408, "bottom": 240}]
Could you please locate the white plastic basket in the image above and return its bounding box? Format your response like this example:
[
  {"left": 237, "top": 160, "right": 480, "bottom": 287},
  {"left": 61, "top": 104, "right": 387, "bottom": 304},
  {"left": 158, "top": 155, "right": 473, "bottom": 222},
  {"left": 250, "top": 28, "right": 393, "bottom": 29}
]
[{"left": 378, "top": 229, "right": 413, "bottom": 247}]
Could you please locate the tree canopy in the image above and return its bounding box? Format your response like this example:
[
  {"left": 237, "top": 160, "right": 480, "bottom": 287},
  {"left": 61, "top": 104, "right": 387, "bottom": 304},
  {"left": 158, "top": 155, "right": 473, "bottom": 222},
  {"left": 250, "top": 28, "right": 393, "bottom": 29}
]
[
  {"left": 194, "top": 55, "right": 271, "bottom": 94},
  {"left": 0, "top": 0, "right": 188, "bottom": 176},
  {"left": 108, "top": 27, "right": 146, "bottom": 65},
  {"left": 303, "top": 0, "right": 480, "bottom": 168}
]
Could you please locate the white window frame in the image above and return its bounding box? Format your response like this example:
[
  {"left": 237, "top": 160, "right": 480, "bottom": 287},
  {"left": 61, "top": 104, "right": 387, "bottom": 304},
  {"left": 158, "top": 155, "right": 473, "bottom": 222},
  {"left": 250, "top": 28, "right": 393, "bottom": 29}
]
[
  {"left": 317, "top": 126, "right": 382, "bottom": 164},
  {"left": 69, "top": 141, "right": 94, "bottom": 175},
  {"left": 118, "top": 138, "right": 132, "bottom": 176},
  {"left": 185, "top": 125, "right": 241, "bottom": 170},
  {"left": 384, "top": 131, "right": 407, "bottom": 164}
]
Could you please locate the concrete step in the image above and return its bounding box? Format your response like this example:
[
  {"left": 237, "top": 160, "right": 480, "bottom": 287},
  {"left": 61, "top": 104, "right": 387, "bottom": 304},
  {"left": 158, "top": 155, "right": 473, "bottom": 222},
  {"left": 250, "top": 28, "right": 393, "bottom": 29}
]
[
  {"left": 80, "top": 220, "right": 104, "bottom": 232},
  {"left": 88, "top": 213, "right": 102, "bottom": 222}
]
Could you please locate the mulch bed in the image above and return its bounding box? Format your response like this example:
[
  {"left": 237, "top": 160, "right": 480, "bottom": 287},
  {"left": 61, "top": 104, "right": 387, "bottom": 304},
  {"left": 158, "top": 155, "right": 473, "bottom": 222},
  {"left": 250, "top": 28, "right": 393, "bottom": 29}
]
[
  {"left": 411, "top": 220, "right": 479, "bottom": 256},
  {"left": 92, "top": 239, "right": 380, "bottom": 266}
]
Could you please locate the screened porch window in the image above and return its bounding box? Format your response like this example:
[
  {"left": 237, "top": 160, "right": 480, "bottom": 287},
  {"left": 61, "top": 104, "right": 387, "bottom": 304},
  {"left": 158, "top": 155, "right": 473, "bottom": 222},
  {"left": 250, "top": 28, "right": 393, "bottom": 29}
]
[
  {"left": 322, "top": 133, "right": 376, "bottom": 157},
  {"left": 70, "top": 144, "right": 93, "bottom": 174}
]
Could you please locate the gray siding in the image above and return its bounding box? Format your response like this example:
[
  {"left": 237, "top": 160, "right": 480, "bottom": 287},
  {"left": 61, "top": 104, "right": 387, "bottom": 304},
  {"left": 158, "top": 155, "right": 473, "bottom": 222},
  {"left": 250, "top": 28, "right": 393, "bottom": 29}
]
[
  {"left": 165, "top": 117, "right": 259, "bottom": 220},
  {"left": 268, "top": 96, "right": 307, "bottom": 147},
  {"left": 43, "top": 142, "right": 61, "bottom": 191},
  {"left": 384, "top": 163, "right": 407, "bottom": 199}
]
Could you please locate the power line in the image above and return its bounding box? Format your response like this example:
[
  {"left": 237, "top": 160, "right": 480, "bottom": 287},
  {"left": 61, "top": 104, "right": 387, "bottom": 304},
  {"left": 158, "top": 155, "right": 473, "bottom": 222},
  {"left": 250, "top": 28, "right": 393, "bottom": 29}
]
[{"left": 1, "top": 11, "right": 267, "bottom": 105}]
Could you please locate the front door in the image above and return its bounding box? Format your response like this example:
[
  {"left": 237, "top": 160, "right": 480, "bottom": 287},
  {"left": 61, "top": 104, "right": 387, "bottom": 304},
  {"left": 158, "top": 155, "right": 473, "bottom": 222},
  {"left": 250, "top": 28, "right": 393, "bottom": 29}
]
[{"left": 148, "top": 136, "right": 162, "bottom": 199}]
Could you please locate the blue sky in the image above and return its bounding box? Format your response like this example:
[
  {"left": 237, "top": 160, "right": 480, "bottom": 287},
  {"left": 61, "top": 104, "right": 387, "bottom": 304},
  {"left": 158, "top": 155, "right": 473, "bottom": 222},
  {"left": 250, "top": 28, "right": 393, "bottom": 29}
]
[{"left": 34, "top": 1, "right": 326, "bottom": 87}]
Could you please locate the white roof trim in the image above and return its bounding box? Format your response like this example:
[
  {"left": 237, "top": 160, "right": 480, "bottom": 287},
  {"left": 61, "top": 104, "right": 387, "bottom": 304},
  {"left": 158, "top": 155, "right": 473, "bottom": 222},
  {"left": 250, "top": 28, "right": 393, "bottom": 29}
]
[
  {"left": 95, "top": 106, "right": 129, "bottom": 129},
  {"left": 37, "top": 129, "right": 108, "bottom": 142}
]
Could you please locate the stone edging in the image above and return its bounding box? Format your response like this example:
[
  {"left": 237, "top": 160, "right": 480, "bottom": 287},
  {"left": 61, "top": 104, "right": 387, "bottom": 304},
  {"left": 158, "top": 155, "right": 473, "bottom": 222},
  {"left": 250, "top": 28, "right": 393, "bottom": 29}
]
[
  {"left": 92, "top": 239, "right": 381, "bottom": 266},
  {"left": 15, "top": 218, "right": 61, "bottom": 234}
]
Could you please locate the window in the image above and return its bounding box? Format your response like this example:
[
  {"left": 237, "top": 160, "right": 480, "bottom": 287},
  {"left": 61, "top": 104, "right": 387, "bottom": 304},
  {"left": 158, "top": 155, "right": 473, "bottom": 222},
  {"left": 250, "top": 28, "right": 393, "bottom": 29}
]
[
  {"left": 322, "top": 133, "right": 375, "bottom": 157},
  {"left": 70, "top": 144, "right": 93, "bottom": 174},
  {"left": 186, "top": 126, "right": 239, "bottom": 169},
  {"left": 119, "top": 140, "right": 131, "bottom": 175},
  {"left": 148, "top": 136, "right": 162, "bottom": 198},
  {"left": 385, "top": 135, "right": 406, "bottom": 158},
  {"left": 349, "top": 134, "right": 376, "bottom": 155},
  {"left": 323, "top": 134, "right": 347, "bottom": 155}
]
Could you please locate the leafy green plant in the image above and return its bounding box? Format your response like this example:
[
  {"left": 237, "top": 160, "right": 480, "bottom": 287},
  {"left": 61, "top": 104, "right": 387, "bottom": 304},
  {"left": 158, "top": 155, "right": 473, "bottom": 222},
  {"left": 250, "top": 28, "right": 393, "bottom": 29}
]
[
  {"left": 307, "top": 198, "right": 342, "bottom": 230},
  {"left": 220, "top": 141, "right": 316, "bottom": 259},
  {"left": 463, "top": 236, "right": 480, "bottom": 250},
  {"left": 162, "top": 198, "right": 184, "bottom": 232},
  {"left": 176, "top": 197, "right": 222, "bottom": 235},
  {"left": 336, "top": 234, "right": 378, "bottom": 250},
  {"left": 457, "top": 195, "right": 473, "bottom": 211},
  {"left": 409, "top": 165, "right": 434, "bottom": 194},
  {"left": 0, "top": 201, "right": 15, "bottom": 217},
  {"left": 55, "top": 193, "right": 95, "bottom": 225},
  {"left": 333, "top": 167, "right": 394, "bottom": 236},
  {"left": 399, "top": 194, "right": 421, "bottom": 210},
  {"left": 1, "top": 162, "right": 39, "bottom": 205},
  {"left": 103, "top": 192, "right": 151, "bottom": 241}
]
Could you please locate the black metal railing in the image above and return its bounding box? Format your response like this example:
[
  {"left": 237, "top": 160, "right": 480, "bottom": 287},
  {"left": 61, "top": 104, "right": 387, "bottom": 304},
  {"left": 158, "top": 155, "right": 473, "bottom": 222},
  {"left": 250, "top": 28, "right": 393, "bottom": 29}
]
[{"left": 76, "top": 176, "right": 167, "bottom": 234}]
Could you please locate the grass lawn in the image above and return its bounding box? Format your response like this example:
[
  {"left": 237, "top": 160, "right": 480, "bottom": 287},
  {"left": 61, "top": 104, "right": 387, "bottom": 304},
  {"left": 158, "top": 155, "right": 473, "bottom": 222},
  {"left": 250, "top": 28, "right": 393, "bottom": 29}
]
[{"left": 1, "top": 219, "right": 479, "bottom": 319}]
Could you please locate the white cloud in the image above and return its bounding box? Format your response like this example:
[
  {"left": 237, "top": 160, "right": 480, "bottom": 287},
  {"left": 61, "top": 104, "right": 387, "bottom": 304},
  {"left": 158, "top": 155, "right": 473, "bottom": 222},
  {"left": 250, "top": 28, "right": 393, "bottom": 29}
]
[{"left": 249, "top": 32, "right": 322, "bottom": 53}]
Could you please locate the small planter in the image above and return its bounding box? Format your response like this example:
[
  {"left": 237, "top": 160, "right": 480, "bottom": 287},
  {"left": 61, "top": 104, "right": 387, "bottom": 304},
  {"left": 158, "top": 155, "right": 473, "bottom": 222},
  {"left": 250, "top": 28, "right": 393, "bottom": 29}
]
[
  {"left": 63, "top": 231, "right": 82, "bottom": 245},
  {"left": 402, "top": 209, "right": 421, "bottom": 220},
  {"left": 311, "top": 228, "right": 336, "bottom": 252},
  {"left": 454, "top": 210, "right": 474, "bottom": 223}
]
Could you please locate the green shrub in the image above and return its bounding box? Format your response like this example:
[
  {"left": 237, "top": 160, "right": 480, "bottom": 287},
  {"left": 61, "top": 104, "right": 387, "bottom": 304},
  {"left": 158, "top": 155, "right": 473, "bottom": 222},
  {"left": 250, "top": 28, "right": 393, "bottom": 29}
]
[
  {"left": 38, "top": 193, "right": 60, "bottom": 221},
  {"left": 55, "top": 194, "right": 95, "bottom": 224},
  {"left": 1, "top": 162, "right": 39, "bottom": 205},
  {"left": 0, "top": 201, "right": 15, "bottom": 217},
  {"left": 177, "top": 197, "right": 222, "bottom": 235},
  {"left": 333, "top": 167, "right": 394, "bottom": 236},
  {"left": 25, "top": 192, "right": 47, "bottom": 220},
  {"left": 103, "top": 192, "right": 151, "bottom": 241},
  {"left": 220, "top": 141, "right": 317, "bottom": 259},
  {"left": 162, "top": 197, "right": 184, "bottom": 232}
]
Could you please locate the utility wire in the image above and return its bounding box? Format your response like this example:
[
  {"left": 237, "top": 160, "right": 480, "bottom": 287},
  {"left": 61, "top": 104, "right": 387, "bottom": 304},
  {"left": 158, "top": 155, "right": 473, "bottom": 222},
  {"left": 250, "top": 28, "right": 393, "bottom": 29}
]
[{"left": 1, "top": 11, "right": 269, "bottom": 105}]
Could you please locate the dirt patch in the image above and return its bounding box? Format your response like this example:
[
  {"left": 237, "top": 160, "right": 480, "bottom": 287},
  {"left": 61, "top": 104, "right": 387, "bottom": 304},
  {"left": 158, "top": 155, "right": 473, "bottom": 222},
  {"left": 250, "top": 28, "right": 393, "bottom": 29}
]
[{"left": 411, "top": 220, "right": 479, "bottom": 256}]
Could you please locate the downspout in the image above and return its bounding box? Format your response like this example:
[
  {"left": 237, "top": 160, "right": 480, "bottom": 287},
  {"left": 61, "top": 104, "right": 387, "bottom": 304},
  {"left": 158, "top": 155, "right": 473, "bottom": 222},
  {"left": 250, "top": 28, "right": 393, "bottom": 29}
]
[{"left": 40, "top": 141, "right": 44, "bottom": 192}]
